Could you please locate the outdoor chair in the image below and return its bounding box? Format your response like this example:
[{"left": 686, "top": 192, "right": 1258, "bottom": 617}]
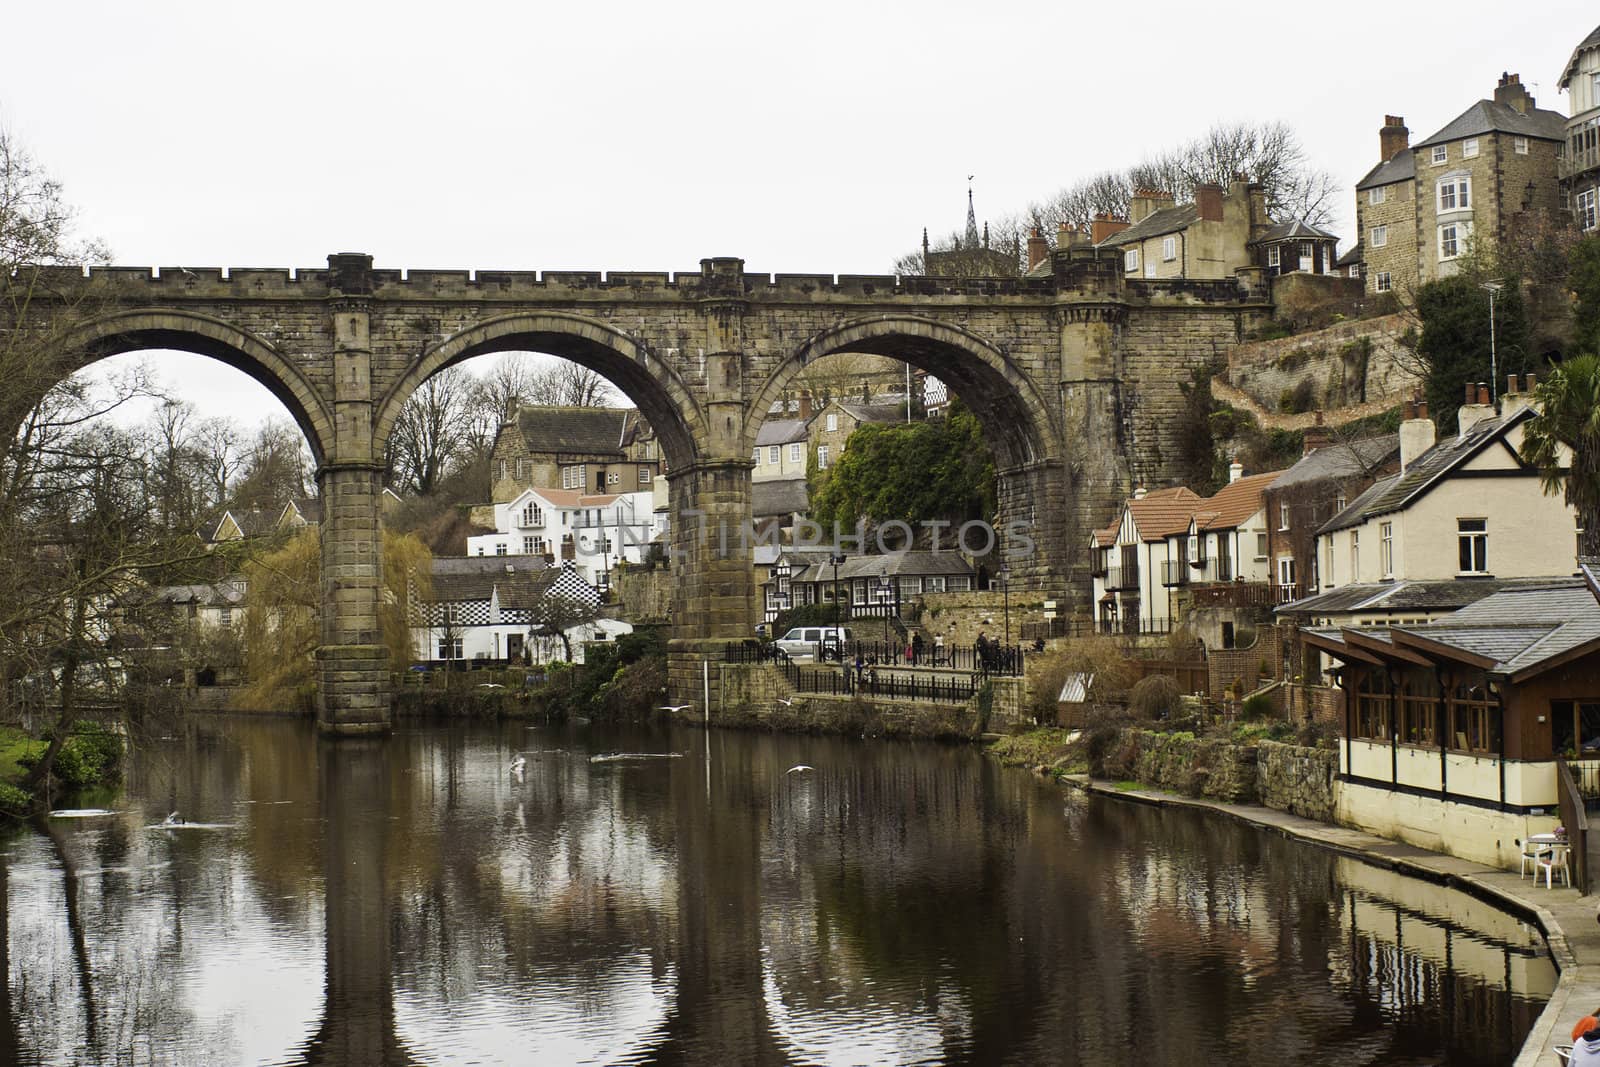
[
  {"left": 1554, "top": 1043, "right": 1571, "bottom": 1065},
  {"left": 1539, "top": 845, "right": 1573, "bottom": 889},
  {"left": 1519, "top": 838, "right": 1553, "bottom": 879}
]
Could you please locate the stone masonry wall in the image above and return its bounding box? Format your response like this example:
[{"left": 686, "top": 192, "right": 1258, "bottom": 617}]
[
  {"left": 1256, "top": 740, "right": 1337, "bottom": 821},
  {"left": 1226, "top": 312, "right": 1420, "bottom": 415},
  {"left": 1100, "top": 729, "right": 1338, "bottom": 820}
]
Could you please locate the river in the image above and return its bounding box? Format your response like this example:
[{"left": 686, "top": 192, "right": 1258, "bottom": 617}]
[{"left": 0, "top": 716, "right": 1555, "bottom": 1065}]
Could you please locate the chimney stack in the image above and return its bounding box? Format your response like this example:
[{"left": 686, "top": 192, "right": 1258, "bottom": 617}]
[
  {"left": 1229, "top": 460, "right": 1244, "bottom": 483},
  {"left": 798, "top": 389, "right": 812, "bottom": 422},
  {"left": 1026, "top": 227, "right": 1050, "bottom": 271},
  {"left": 1379, "top": 116, "right": 1410, "bottom": 162},
  {"left": 1302, "top": 411, "right": 1332, "bottom": 456},
  {"left": 1495, "top": 72, "right": 1534, "bottom": 114},
  {"left": 1129, "top": 188, "right": 1174, "bottom": 225},
  {"left": 1133, "top": 486, "right": 1148, "bottom": 500},
  {"left": 1091, "top": 212, "right": 1130, "bottom": 244},
  {"left": 1399, "top": 397, "right": 1436, "bottom": 472},
  {"left": 1458, "top": 382, "right": 1496, "bottom": 438},
  {"left": 1195, "top": 183, "right": 1224, "bottom": 222}
]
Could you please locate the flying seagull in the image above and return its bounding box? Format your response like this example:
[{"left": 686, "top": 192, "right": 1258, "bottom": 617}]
[
  {"left": 774, "top": 697, "right": 794, "bottom": 706},
  {"left": 162, "top": 812, "right": 183, "bottom": 826},
  {"left": 786, "top": 765, "right": 814, "bottom": 775},
  {"left": 659, "top": 704, "right": 693, "bottom": 713}
]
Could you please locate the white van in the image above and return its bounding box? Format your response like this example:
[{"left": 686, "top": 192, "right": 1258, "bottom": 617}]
[{"left": 775, "top": 626, "right": 853, "bottom": 661}]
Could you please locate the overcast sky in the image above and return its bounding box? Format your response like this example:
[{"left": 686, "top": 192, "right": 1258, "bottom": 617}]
[{"left": 4, "top": 0, "right": 1595, "bottom": 429}]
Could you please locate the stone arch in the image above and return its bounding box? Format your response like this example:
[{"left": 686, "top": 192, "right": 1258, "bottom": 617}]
[
  {"left": 64, "top": 308, "right": 337, "bottom": 465},
  {"left": 748, "top": 314, "right": 1059, "bottom": 469},
  {"left": 373, "top": 311, "right": 703, "bottom": 471}
]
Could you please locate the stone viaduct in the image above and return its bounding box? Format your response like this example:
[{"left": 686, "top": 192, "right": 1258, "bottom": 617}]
[{"left": 21, "top": 247, "right": 1271, "bottom": 732}]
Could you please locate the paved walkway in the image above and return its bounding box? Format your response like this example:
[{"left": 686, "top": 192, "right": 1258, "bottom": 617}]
[{"left": 1062, "top": 775, "right": 1598, "bottom": 1067}]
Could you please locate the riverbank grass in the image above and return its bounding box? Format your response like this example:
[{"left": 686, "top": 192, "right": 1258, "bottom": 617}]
[
  {"left": 0, "top": 726, "right": 45, "bottom": 786},
  {"left": 989, "top": 728, "right": 1086, "bottom": 777}
]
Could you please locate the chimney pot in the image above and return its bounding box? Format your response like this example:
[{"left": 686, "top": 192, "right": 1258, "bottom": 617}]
[
  {"left": 1477, "top": 383, "right": 1491, "bottom": 406},
  {"left": 1417, "top": 400, "right": 1428, "bottom": 420},
  {"left": 1403, "top": 399, "right": 1416, "bottom": 420},
  {"left": 1526, "top": 371, "right": 1538, "bottom": 392},
  {"left": 1026, "top": 228, "right": 1050, "bottom": 271},
  {"left": 798, "top": 389, "right": 813, "bottom": 422},
  {"left": 1507, "top": 373, "right": 1520, "bottom": 396},
  {"left": 1465, "top": 382, "right": 1477, "bottom": 404},
  {"left": 1228, "top": 461, "right": 1244, "bottom": 483}
]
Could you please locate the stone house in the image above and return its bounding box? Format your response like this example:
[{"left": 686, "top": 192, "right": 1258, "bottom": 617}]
[
  {"left": 1094, "top": 179, "right": 1272, "bottom": 280},
  {"left": 807, "top": 392, "right": 910, "bottom": 475},
  {"left": 1303, "top": 579, "right": 1600, "bottom": 871},
  {"left": 1349, "top": 74, "right": 1567, "bottom": 296},
  {"left": 1312, "top": 377, "right": 1576, "bottom": 594},
  {"left": 487, "top": 406, "right": 660, "bottom": 503},
  {"left": 1262, "top": 426, "right": 1402, "bottom": 604},
  {"left": 754, "top": 413, "right": 810, "bottom": 483},
  {"left": 1559, "top": 23, "right": 1600, "bottom": 232}
]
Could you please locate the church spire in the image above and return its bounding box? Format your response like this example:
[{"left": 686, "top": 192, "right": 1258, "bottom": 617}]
[{"left": 965, "top": 177, "right": 979, "bottom": 248}]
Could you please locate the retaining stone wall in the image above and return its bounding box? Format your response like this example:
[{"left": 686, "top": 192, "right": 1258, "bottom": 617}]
[
  {"left": 1226, "top": 312, "right": 1420, "bottom": 415},
  {"left": 1256, "top": 740, "right": 1338, "bottom": 821}
]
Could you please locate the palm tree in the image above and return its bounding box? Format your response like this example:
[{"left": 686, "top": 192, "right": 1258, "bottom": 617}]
[{"left": 1520, "top": 353, "right": 1600, "bottom": 557}]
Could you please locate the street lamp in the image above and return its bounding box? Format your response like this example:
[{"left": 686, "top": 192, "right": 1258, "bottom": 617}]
[
  {"left": 878, "top": 568, "right": 892, "bottom": 645},
  {"left": 831, "top": 554, "right": 846, "bottom": 623},
  {"left": 999, "top": 563, "right": 1011, "bottom": 648},
  {"left": 1482, "top": 280, "right": 1504, "bottom": 406}
]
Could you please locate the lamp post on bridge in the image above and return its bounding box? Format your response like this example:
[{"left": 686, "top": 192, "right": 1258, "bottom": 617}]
[
  {"left": 831, "top": 554, "right": 846, "bottom": 625},
  {"left": 878, "top": 568, "right": 892, "bottom": 645},
  {"left": 1000, "top": 563, "right": 1011, "bottom": 649}
]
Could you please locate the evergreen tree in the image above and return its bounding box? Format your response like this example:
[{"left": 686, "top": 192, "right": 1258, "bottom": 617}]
[{"left": 1415, "top": 276, "right": 1532, "bottom": 435}]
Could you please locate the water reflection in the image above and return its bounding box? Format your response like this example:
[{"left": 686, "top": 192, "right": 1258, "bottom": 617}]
[{"left": 0, "top": 717, "right": 1555, "bottom": 1065}]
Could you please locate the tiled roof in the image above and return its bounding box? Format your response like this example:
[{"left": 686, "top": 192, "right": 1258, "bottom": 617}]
[
  {"left": 516, "top": 407, "right": 637, "bottom": 457},
  {"left": 1275, "top": 576, "right": 1542, "bottom": 616},
  {"left": 1196, "top": 471, "right": 1282, "bottom": 531},
  {"left": 1092, "top": 520, "right": 1119, "bottom": 548},
  {"left": 428, "top": 557, "right": 557, "bottom": 605},
  {"left": 1270, "top": 434, "right": 1400, "bottom": 490},
  {"left": 1393, "top": 581, "right": 1600, "bottom": 677},
  {"left": 1356, "top": 150, "right": 1416, "bottom": 192},
  {"left": 1126, "top": 487, "right": 1204, "bottom": 542},
  {"left": 837, "top": 399, "right": 908, "bottom": 424},
  {"left": 790, "top": 551, "right": 974, "bottom": 584},
  {"left": 1414, "top": 99, "right": 1566, "bottom": 148},
  {"left": 1317, "top": 408, "right": 1533, "bottom": 534},
  {"left": 1250, "top": 219, "right": 1337, "bottom": 244},
  {"left": 1096, "top": 204, "right": 1201, "bottom": 248},
  {"left": 753, "top": 477, "right": 809, "bottom": 517},
  {"left": 1560, "top": 25, "right": 1600, "bottom": 90},
  {"left": 756, "top": 418, "right": 809, "bottom": 446}
]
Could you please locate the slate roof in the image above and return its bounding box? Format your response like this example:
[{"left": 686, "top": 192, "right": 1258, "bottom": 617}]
[
  {"left": 1125, "top": 487, "right": 1204, "bottom": 542},
  {"left": 286, "top": 498, "right": 321, "bottom": 524},
  {"left": 203, "top": 508, "right": 275, "bottom": 542},
  {"left": 756, "top": 418, "right": 809, "bottom": 447},
  {"left": 837, "top": 399, "right": 908, "bottom": 424},
  {"left": 141, "top": 581, "right": 247, "bottom": 608},
  {"left": 1414, "top": 99, "right": 1567, "bottom": 148},
  {"left": 1195, "top": 471, "right": 1283, "bottom": 531},
  {"left": 1392, "top": 581, "right": 1600, "bottom": 678},
  {"left": 1356, "top": 150, "right": 1416, "bottom": 192},
  {"left": 427, "top": 556, "right": 558, "bottom": 604},
  {"left": 1335, "top": 243, "right": 1363, "bottom": 269},
  {"left": 516, "top": 407, "right": 638, "bottom": 457},
  {"left": 1317, "top": 408, "right": 1533, "bottom": 535},
  {"left": 1096, "top": 204, "right": 1200, "bottom": 248},
  {"left": 1560, "top": 25, "right": 1600, "bottom": 90},
  {"left": 1250, "top": 219, "right": 1337, "bottom": 244},
  {"left": 1275, "top": 576, "right": 1546, "bottom": 617},
  {"left": 789, "top": 551, "right": 974, "bottom": 584},
  {"left": 1269, "top": 434, "right": 1400, "bottom": 490},
  {"left": 752, "top": 477, "right": 809, "bottom": 518}
]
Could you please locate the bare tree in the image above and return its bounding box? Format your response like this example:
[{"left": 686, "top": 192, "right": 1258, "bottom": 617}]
[
  {"left": 387, "top": 366, "right": 476, "bottom": 496},
  {"left": 229, "top": 418, "right": 311, "bottom": 515},
  {"left": 901, "top": 120, "right": 1339, "bottom": 272},
  {"left": 190, "top": 415, "right": 242, "bottom": 512},
  {"left": 525, "top": 361, "right": 618, "bottom": 408},
  {"left": 526, "top": 593, "right": 601, "bottom": 663}
]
